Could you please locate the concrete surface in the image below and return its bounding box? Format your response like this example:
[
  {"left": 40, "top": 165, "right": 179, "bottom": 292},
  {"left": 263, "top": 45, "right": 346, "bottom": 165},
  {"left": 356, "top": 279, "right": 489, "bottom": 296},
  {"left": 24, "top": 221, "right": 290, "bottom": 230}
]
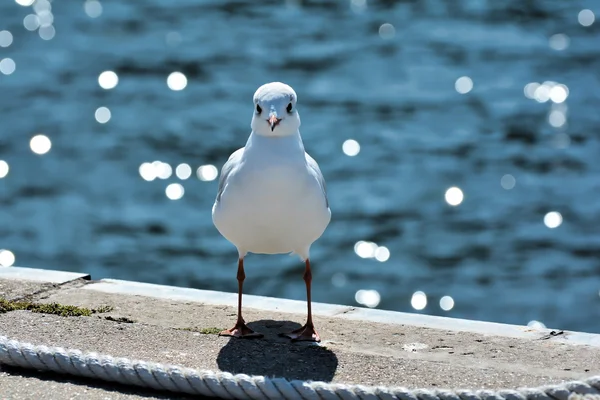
[
  {"left": 84, "top": 278, "right": 600, "bottom": 347},
  {"left": 0, "top": 278, "right": 53, "bottom": 301},
  {"left": 1, "top": 267, "right": 600, "bottom": 400},
  {"left": 0, "top": 266, "right": 89, "bottom": 301},
  {"left": 0, "top": 266, "right": 90, "bottom": 284}
]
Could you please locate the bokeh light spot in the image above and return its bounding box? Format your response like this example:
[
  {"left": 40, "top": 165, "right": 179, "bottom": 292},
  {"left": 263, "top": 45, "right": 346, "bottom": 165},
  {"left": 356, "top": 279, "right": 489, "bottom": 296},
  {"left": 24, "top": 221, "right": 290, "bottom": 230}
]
[
  {"left": 550, "top": 84, "right": 568, "bottom": 103},
  {"left": 379, "top": 23, "right": 395, "bottom": 40},
  {"left": 578, "top": 9, "right": 595, "bottom": 27},
  {"left": 197, "top": 164, "right": 218, "bottom": 181},
  {"left": 527, "top": 320, "right": 546, "bottom": 329},
  {"left": 350, "top": 0, "right": 366, "bottom": 13},
  {"left": 544, "top": 212, "right": 562, "bottom": 229},
  {"left": 30, "top": 134, "right": 51, "bottom": 155},
  {"left": 0, "top": 250, "right": 15, "bottom": 267},
  {"left": 15, "top": 0, "right": 35, "bottom": 6},
  {"left": 524, "top": 82, "right": 539, "bottom": 99},
  {"left": 549, "top": 33, "right": 569, "bottom": 51},
  {"left": 0, "top": 58, "right": 16, "bottom": 75},
  {"left": 23, "top": 14, "right": 40, "bottom": 31},
  {"left": 549, "top": 110, "right": 566, "bottom": 128},
  {"left": 0, "top": 31, "right": 13, "bottom": 48},
  {"left": 355, "top": 289, "right": 381, "bottom": 308},
  {"left": 455, "top": 76, "right": 473, "bottom": 94},
  {"left": 374, "top": 246, "right": 390, "bottom": 262},
  {"left": 175, "top": 163, "right": 192, "bottom": 180},
  {"left": 354, "top": 240, "right": 377, "bottom": 258},
  {"left": 95, "top": 107, "right": 111, "bottom": 123},
  {"left": 445, "top": 187, "right": 464, "bottom": 206},
  {"left": 342, "top": 139, "right": 360, "bottom": 156},
  {"left": 440, "top": 295, "right": 454, "bottom": 311},
  {"left": 33, "top": 0, "right": 51, "bottom": 13},
  {"left": 531, "top": 81, "right": 566, "bottom": 103},
  {"left": 84, "top": 0, "right": 103, "bottom": 18},
  {"left": 0, "top": 160, "right": 9, "bottom": 178},
  {"left": 139, "top": 162, "right": 156, "bottom": 181},
  {"left": 534, "top": 84, "right": 551, "bottom": 103},
  {"left": 38, "top": 25, "right": 55, "bottom": 40},
  {"left": 166, "top": 183, "right": 185, "bottom": 200},
  {"left": 154, "top": 161, "right": 172, "bottom": 180},
  {"left": 98, "top": 71, "right": 118, "bottom": 89},
  {"left": 411, "top": 291, "right": 427, "bottom": 310},
  {"left": 500, "top": 174, "right": 515, "bottom": 190},
  {"left": 167, "top": 72, "right": 187, "bottom": 91},
  {"left": 37, "top": 10, "right": 54, "bottom": 28}
]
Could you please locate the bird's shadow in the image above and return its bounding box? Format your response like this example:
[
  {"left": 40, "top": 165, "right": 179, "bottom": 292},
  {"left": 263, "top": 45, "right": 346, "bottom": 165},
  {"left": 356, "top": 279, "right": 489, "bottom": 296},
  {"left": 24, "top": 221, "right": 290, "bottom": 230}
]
[{"left": 216, "top": 319, "right": 338, "bottom": 382}]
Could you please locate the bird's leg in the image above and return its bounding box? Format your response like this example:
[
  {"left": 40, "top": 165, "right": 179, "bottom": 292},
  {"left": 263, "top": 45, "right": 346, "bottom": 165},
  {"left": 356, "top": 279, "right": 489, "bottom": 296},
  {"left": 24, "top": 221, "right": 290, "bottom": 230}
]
[
  {"left": 219, "top": 258, "right": 263, "bottom": 338},
  {"left": 281, "top": 259, "right": 321, "bottom": 342}
]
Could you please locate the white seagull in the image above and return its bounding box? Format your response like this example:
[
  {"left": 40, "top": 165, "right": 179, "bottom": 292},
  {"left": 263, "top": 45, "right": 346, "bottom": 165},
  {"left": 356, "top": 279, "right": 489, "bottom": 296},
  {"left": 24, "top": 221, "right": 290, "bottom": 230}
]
[{"left": 212, "top": 82, "right": 331, "bottom": 342}]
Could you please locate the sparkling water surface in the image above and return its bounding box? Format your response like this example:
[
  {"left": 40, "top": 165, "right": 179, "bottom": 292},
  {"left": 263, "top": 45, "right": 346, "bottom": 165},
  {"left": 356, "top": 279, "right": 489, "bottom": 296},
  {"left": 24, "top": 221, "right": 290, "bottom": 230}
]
[{"left": 1, "top": 0, "right": 600, "bottom": 333}]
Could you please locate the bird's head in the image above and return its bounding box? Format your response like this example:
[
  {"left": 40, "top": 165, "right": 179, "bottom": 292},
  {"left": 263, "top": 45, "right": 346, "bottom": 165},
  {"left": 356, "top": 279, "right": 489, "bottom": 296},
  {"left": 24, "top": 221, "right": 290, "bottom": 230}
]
[{"left": 251, "top": 82, "right": 300, "bottom": 137}]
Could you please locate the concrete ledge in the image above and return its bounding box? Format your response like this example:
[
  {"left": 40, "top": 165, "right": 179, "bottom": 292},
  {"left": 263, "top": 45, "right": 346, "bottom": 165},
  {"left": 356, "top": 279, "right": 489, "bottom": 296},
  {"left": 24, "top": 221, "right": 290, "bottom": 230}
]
[
  {"left": 1, "top": 266, "right": 600, "bottom": 399},
  {"left": 86, "top": 278, "right": 600, "bottom": 347},
  {"left": 0, "top": 266, "right": 90, "bottom": 284},
  {"left": 2, "top": 265, "right": 600, "bottom": 346},
  {"left": 0, "top": 266, "right": 90, "bottom": 301}
]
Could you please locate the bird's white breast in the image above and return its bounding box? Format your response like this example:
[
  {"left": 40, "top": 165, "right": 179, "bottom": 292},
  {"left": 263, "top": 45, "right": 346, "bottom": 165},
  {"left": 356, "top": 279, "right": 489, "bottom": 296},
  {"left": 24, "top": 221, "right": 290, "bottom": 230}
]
[{"left": 212, "top": 133, "right": 330, "bottom": 258}]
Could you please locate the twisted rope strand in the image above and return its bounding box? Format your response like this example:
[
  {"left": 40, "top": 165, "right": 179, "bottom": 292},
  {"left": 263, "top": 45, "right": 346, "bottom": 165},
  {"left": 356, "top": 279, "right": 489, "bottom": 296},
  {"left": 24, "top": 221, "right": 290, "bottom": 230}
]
[{"left": 1, "top": 335, "right": 598, "bottom": 400}]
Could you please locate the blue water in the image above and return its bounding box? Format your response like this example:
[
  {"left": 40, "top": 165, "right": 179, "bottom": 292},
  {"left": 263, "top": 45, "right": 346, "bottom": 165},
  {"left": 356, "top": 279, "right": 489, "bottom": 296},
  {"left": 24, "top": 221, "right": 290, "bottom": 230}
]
[{"left": 1, "top": 0, "right": 599, "bottom": 333}]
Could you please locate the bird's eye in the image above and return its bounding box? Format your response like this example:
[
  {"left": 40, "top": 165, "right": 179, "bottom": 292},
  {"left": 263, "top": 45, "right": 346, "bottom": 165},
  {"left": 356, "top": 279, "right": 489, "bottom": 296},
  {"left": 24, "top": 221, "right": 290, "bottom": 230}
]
[
  {"left": 256, "top": 104, "right": 262, "bottom": 114},
  {"left": 286, "top": 103, "right": 293, "bottom": 113}
]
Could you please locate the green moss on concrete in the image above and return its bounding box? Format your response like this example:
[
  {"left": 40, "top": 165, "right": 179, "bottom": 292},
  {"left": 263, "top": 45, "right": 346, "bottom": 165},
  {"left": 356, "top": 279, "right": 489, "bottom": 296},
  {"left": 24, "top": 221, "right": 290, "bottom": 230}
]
[
  {"left": 200, "top": 327, "right": 223, "bottom": 335},
  {"left": 93, "top": 305, "right": 114, "bottom": 313},
  {"left": 0, "top": 298, "right": 113, "bottom": 317},
  {"left": 179, "top": 327, "right": 223, "bottom": 335}
]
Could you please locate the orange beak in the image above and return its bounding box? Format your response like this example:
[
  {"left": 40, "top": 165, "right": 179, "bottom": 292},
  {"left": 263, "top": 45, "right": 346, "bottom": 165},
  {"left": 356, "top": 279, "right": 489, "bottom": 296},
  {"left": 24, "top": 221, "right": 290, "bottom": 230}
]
[{"left": 268, "top": 113, "right": 281, "bottom": 131}]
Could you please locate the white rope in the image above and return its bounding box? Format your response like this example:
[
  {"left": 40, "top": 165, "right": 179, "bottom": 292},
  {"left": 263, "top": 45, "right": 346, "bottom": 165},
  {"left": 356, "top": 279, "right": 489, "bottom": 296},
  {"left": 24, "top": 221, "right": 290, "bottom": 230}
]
[{"left": 1, "top": 335, "right": 599, "bottom": 400}]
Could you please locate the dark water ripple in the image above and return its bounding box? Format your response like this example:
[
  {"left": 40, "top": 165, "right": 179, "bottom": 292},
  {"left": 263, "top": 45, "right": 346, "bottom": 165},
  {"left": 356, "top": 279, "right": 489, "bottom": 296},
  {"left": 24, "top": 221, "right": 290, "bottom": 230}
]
[{"left": 0, "top": 0, "right": 599, "bottom": 333}]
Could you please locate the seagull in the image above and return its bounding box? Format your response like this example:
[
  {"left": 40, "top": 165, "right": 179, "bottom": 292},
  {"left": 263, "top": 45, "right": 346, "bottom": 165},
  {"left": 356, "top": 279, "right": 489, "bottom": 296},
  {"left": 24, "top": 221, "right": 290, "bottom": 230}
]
[{"left": 212, "top": 82, "right": 331, "bottom": 342}]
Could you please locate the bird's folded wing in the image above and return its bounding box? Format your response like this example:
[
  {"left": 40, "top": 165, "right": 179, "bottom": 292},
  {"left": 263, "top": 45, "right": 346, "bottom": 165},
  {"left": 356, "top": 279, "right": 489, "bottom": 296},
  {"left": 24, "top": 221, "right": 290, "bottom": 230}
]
[
  {"left": 216, "top": 147, "right": 244, "bottom": 202},
  {"left": 305, "top": 153, "right": 329, "bottom": 208}
]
